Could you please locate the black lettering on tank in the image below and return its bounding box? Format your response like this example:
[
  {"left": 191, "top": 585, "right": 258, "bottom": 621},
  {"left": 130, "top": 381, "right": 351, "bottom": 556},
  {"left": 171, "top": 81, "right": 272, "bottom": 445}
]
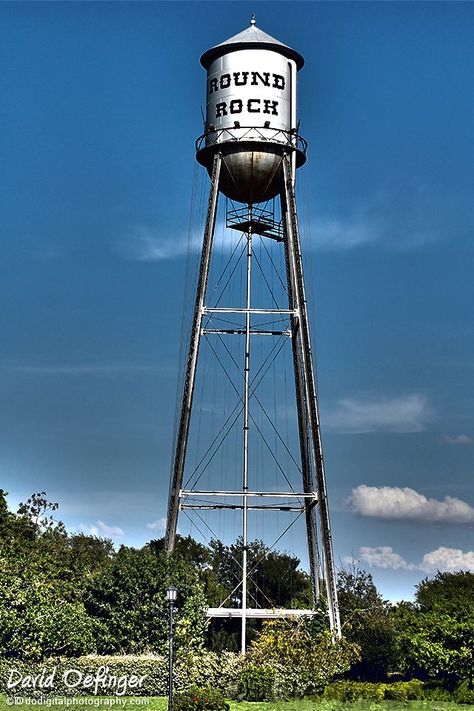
[
  {"left": 247, "top": 99, "right": 261, "bottom": 113},
  {"left": 263, "top": 100, "right": 279, "bottom": 116},
  {"left": 219, "top": 74, "right": 231, "bottom": 89},
  {"left": 250, "top": 71, "right": 270, "bottom": 87},
  {"left": 229, "top": 99, "right": 243, "bottom": 114},
  {"left": 272, "top": 74, "right": 285, "bottom": 90},
  {"left": 233, "top": 71, "right": 249, "bottom": 86},
  {"left": 216, "top": 102, "right": 228, "bottom": 118},
  {"left": 209, "top": 78, "right": 218, "bottom": 94}
]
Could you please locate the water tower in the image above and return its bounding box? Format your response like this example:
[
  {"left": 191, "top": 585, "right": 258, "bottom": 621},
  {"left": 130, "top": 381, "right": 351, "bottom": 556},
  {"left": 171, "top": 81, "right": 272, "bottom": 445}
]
[{"left": 165, "top": 17, "right": 341, "bottom": 651}]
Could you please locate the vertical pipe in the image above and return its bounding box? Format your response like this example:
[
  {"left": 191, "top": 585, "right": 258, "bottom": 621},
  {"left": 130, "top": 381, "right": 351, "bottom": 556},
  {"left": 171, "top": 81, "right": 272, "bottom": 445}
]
[{"left": 241, "top": 208, "right": 253, "bottom": 654}]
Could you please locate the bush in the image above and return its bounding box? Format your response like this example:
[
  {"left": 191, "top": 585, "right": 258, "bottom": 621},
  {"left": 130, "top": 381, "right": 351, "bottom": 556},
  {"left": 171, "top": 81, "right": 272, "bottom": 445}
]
[
  {"left": 0, "top": 653, "right": 242, "bottom": 698},
  {"left": 323, "top": 679, "right": 428, "bottom": 703},
  {"left": 237, "top": 663, "right": 275, "bottom": 701},
  {"left": 384, "top": 681, "right": 407, "bottom": 702},
  {"left": 423, "top": 683, "right": 454, "bottom": 701},
  {"left": 323, "top": 680, "right": 384, "bottom": 702},
  {"left": 248, "top": 621, "right": 360, "bottom": 698},
  {"left": 174, "top": 685, "right": 229, "bottom": 711},
  {"left": 455, "top": 679, "right": 474, "bottom": 704}
]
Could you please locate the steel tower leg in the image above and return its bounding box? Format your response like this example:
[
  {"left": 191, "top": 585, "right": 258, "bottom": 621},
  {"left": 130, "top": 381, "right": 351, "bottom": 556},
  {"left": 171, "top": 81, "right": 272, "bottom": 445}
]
[
  {"left": 165, "top": 153, "right": 222, "bottom": 553},
  {"left": 241, "top": 213, "right": 253, "bottom": 654},
  {"left": 280, "top": 153, "right": 341, "bottom": 638},
  {"left": 282, "top": 198, "right": 320, "bottom": 603}
]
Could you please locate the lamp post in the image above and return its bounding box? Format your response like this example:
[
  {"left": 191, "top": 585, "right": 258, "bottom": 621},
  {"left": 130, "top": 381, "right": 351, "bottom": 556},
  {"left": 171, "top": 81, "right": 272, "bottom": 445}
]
[{"left": 166, "top": 586, "right": 177, "bottom": 711}]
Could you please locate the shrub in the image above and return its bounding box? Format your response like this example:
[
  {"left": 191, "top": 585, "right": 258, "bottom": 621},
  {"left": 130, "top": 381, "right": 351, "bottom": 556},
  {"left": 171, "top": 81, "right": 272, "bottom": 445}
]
[
  {"left": 0, "top": 653, "right": 242, "bottom": 698},
  {"left": 174, "top": 685, "right": 229, "bottom": 711},
  {"left": 455, "top": 679, "right": 474, "bottom": 705},
  {"left": 323, "top": 680, "right": 384, "bottom": 702},
  {"left": 404, "top": 678, "right": 425, "bottom": 699},
  {"left": 248, "top": 621, "right": 360, "bottom": 698},
  {"left": 384, "top": 681, "right": 407, "bottom": 702},
  {"left": 237, "top": 663, "right": 275, "bottom": 701},
  {"left": 423, "top": 683, "right": 453, "bottom": 701},
  {"left": 323, "top": 679, "right": 428, "bottom": 703}
]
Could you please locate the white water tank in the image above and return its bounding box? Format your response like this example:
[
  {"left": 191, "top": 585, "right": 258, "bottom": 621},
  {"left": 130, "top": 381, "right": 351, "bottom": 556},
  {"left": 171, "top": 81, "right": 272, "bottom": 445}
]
[{"left": 197, "top": 19, "right": 306, "bottom": 204}]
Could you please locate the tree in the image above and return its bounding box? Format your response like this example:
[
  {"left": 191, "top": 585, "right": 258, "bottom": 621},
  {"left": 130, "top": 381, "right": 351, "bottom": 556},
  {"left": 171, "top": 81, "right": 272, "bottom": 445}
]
[
  {"left": 208, "top": 538, "right": 311, "bottom": 609},
  {"left": 391, "top": 572, "right": 474, "bottom": 685},
  {"left": 337, "top": 564, "right": 397, "bottom": 681},
  {"left": 84, "top": 545, "right": 208, "bottom": 654}
]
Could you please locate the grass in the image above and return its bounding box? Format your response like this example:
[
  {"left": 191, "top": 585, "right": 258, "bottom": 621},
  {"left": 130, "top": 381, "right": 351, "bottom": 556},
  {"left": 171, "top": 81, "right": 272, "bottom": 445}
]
[{"left": 0, "top": 696, "right": 469, "bottom": 711}]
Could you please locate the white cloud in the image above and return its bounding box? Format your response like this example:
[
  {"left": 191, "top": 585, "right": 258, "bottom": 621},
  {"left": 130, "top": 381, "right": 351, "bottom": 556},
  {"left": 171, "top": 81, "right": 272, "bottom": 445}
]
[
  {"left": 443, "top": 434, "right": 473, "bottom": 446},
  {"left": 146, "top": 517, "right": 167, "bottom": 532},
  {"left": 348, "top": 485, "right": 474, "bottom": 525},
  {"left": 324, "top": 393, "right": 433, "bottom": 434},
  {"left": 79, "top": 520, "right": 124, "bottom": 538},
  {"left": 357, "top": 545, "right": 474, "bottom": 574},
  {"left": 419, "top": 547, "right": 474, "bottom": 573},
  {"left": 359, "top": 546, "right": 413, "bottom": 570}
]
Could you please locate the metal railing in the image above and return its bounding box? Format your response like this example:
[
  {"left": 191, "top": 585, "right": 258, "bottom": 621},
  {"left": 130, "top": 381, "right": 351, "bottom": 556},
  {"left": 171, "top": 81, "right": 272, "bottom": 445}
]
[{"left": 196, "top": 126, "right": 308, "bottom": 154}]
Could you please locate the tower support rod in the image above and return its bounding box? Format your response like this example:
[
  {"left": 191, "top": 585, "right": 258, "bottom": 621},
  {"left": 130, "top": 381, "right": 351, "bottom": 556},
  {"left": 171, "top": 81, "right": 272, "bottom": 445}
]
[
  {"left": 165, "top": 153, "right": 222, "bottom": 553},
  {"left": 241, "top": 211, "right": 253, "bottom": 655},
  {"left": 280, "top": 153, "right": 341, "bottom": 638}
]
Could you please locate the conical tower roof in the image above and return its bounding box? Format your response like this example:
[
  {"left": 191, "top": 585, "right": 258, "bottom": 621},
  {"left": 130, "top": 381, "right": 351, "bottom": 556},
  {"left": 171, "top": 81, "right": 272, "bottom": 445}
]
[{"left": 200, "top": 18, "right": 304, "bottom": 71}]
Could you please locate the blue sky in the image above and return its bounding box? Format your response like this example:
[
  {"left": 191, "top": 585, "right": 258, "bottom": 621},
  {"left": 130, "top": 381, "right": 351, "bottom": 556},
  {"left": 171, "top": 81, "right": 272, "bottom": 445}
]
[{"left": 1, "top": 1, "right": 473, "bottom": 601}]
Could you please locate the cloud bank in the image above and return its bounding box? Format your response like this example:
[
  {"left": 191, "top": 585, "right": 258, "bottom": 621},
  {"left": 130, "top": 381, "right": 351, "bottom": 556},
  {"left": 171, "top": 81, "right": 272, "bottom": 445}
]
[
  {"left": 348, "top": 485, "right": 474, "bottom": 525},
  {"left": 324, "top": 394, "right": 433, "bottom": 434},
  {"left": 358, "top": 545, "right": 474, "bottom": 574}
]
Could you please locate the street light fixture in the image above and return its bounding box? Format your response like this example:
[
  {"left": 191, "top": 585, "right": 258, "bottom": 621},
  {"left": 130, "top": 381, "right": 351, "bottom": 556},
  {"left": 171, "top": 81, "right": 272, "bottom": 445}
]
[{"left": 166, "top": 586, "right": 177, "bottom": 711}]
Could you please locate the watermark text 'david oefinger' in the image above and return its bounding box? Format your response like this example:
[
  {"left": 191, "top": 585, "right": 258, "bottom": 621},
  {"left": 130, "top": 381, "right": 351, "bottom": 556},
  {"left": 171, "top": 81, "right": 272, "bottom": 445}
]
[{"left": 7, "top": 667, "right": 148, "bottom": 697}]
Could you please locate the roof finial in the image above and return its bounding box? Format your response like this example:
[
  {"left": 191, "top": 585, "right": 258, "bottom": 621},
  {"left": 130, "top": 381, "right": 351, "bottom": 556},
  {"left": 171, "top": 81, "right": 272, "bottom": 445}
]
[{"left": 250, "top": 13, "right": 256, "bottom": 26}]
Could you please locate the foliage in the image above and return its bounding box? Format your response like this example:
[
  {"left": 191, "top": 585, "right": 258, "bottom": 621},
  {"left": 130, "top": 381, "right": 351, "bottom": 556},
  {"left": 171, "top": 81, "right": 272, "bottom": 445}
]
[
  {"left": 337, "top": 564, "right": 397, "bottom": 681},
  {"left": 0, "top": 653, "right": 243, "bottom": 698},
  {"left": 0, "top": 492, "right": 97, "bottom": 660},
  {"left": 237, "top": 663, "right": 275, "bottom": 702},
  {"left": 322, "top": 679, "right": 432, "bottom": 703},
  {"left": 84, "top": 546, "right": 208, "bottom": 654},
  {"left": 17, "top": 492, "right": 66, "bottom": 535},
  {"left": 151, "top": 535, "right": 314, "bottom": 653},
  {"left": 0, "top": 656, "right": 168, "bottom": 697},
  {"left": 174, "top": 685, "right": 229, "bottom": 711},
  {"left": 323, "top": 680, "right": 386, "bottom": 702},
  {"left": 455, "top": 680, "right": 474, "bottom": 705},
  {"left": 247, "top": 620, "right": 360, "bottom": 698},
  {"left": 0, "top": 491, "right": 207, "bottom": 660},
  {"left": 390, "top": 572, "right": 474, "bottom": 684},
  {"left": 207, "top": 538, "right": 311, "bottom": 610}
]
